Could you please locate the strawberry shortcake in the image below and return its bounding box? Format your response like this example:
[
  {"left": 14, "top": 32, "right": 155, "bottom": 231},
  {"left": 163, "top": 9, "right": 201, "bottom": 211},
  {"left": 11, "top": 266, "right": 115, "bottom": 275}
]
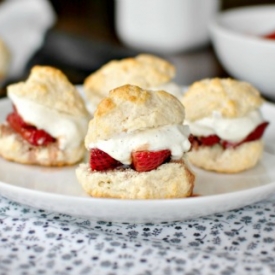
[
  {"left": 181, "top": 78, "right": 269, "bottom": 173},
  {"left": 0, "top": 66, "right": 90, "bottom": 166},
  {"left": 84, "top": 54, "right": 183, "bottom": 112},
  {"left": 76, "top": 84, "right": 195, "bottom": 199}
]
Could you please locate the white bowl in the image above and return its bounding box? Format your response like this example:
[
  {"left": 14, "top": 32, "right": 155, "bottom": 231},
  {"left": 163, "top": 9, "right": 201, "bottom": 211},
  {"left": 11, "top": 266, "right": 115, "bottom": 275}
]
[
  {"left": 115, "top": 0, "right": 220, "bottom": 54},
  {"left": 209, "top": 5, "right": 275, "bottom": 99}
]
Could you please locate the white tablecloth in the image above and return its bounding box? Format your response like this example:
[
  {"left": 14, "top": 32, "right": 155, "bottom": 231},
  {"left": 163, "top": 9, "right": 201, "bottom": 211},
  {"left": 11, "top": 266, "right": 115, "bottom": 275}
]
[{"left": 0, "top": 194, "right": 275, "bottom": 275}]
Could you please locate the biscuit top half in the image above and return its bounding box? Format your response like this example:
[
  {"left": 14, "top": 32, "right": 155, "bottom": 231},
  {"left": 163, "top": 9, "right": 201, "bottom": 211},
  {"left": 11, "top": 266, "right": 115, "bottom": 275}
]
[
  {"left": 84, "top": 54, "right": 175, "bottom": 98},
  {"left": 85, "top": 84, "right": 185, "bottom": 145},
  {"left": 0, "top": 38, "right": 11, "bottom": 78},
  {"left": 7, "top": 66, "right": 89, "bottom": 117},
  {"left": 181, "top": 78, "right": 264, "bottom": 121}
]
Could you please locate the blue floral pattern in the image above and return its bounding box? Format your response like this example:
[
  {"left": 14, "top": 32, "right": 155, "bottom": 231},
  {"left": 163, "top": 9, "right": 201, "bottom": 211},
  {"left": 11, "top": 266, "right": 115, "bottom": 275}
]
[{"left": 0, "top": 195, "right": 275, "bottom": 275}]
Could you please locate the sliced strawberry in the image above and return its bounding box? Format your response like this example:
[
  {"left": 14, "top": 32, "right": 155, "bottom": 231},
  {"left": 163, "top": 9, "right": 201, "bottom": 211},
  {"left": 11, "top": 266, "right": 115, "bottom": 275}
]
[
  {"left": 90, "top": 148, "right": 122, "bottom": 171},
  {"left": 21, "top": 127, "right": 56, "bottom": 146},
  {"left": 131, "top": 150, "right": 171, "bottom": 172},
  {"left": 190, "top": 134, "right": 220, "bottom": 148},
  {"left": 243, "top": 122, "right": 269, "bottom": 142},
  {"left": 6, "top": 110, "right": 56, "bottom": 146},
  {"left": 222, "top": 122, "right": 269, "bottom": 149},
  {"left": 264, "top": 31, "right": 275, "bottom": 40},
  {"left": 6, "top": 110, "right": 27, "bottom": 132},
  {"left": 200, "top": 135, "right": 220, "bottom": 146},
  {"left": 190, "top": 122, "right": 269, "bottom": 150}
]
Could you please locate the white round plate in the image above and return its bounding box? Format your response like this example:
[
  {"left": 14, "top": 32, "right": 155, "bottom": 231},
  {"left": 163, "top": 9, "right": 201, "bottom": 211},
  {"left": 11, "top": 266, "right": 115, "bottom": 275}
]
[{"left": 1, "top": 95, "right": 275, "bottom": 223}]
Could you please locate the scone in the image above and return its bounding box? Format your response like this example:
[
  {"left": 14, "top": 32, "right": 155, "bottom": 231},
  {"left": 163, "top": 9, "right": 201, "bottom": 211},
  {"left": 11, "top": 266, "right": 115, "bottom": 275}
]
[
  {"left": 181, "top": 78, "right": 269, "bottom": 173},
  {"left": 0, "top": 38, "right": 11, "bottom": 84},
  {"left": 0, "top": 66, "right": 90, "bottom": 166},
  {"left": 84, "top": 54, "right": 182, "bottom": 111},
  {"left": 76, "top": 84, "right": 195, "bottom": 199}
]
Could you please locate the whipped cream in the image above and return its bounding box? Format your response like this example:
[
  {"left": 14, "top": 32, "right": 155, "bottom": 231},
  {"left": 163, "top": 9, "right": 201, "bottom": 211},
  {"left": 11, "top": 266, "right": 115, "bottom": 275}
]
[
  {"left": 150, "top": 82, "right": 183, "bottom": 99},
  {"left": 187, "top": 110, "right": 264, "bottom": 143},
  {"left": 88, "top": 124, "right": 191, "bottom": 165},
  {"left": 9, "top": 93, "right": 89, "bottom": 150}
]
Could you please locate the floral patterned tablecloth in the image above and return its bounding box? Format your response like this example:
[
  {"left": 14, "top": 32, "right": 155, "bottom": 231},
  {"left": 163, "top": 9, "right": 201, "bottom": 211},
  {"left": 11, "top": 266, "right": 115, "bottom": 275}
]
[{"left": 0, "top": 194, "right": 275, "bottom": 275}]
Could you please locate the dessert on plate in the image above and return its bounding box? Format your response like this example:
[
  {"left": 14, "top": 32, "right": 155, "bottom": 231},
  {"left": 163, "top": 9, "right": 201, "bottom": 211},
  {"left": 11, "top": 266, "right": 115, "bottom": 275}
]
[
  {"left": 83, "top": 54, "right": 183, "bottom": 111},
  {"left": 76, "top": 84, "right": 195, "bottom": 199},
  {"left": 0, "top": 38, "right": 11, "bottom": 85},
  {"left": 0, "top": 66, "right": 90, "bottom": 166},
  {"left": 181, "top": 78, "right": 269, "bottom": 173}
]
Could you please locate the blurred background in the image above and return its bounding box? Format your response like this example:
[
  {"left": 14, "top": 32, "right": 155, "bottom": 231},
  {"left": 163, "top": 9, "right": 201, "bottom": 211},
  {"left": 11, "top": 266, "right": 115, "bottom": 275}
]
[
  {"left": 1, "top": 0, "right": 275, "bottom": 96},
  {"left": 37, "top": 0, "right": 275, "bottom": 85},
  {"left": 48, "top": 0, "right": 275, "bottom": 47}
]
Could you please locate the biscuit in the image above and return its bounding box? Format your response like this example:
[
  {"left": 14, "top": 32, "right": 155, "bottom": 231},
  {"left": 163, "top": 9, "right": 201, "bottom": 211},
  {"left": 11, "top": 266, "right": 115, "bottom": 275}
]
[
  {"left": 187, "top": 140, "right": 263, "bottom": 173},
  {"left": 181, "top": 78, "right": 263, "bottom": 121},
  {"left": 0, "top": 124, "right": 85, "bottom": 166},
  {"left": 84, "top": 54, "right": 175, "bottom": 106},
  {"left": 8, "top": 66, "right": 89, "bottom": 117},
  {"left": 182, "top": 78, "right": 267, "bottom": 173},
  {"left": 85, "top": 84, "right": 185, "bottom": 144},
  {"left": 76, "top": 84, "right": 195, "bottom": 199},
  {"left": 76, "top": 159, "right": 194, "bottom": 199},
  {"left": 1, "top": 66, "right": 89, "bottom": 166}
]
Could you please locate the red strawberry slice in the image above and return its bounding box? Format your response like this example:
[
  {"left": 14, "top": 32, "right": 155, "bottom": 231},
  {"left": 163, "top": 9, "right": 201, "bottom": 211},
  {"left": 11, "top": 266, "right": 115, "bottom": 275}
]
[
  {"left": 90, "top": 148, "right": 121, "bottom": 171},
  {"left": 7, "top": 109, "right": 56, "bottom": 146},
  {"left": 131, "top": 150, "right": 171, "bottom": 172},
  {"left": 6, "top": 108, "right": 27, "bottom": 132},
  {"left": 243, "top": 122, "right": 269, "bottom": 143},
  {"left": 190, "top": 134, "right": 220, "bottom": 148},
  {"left": 200, "top": 135, "right": 220, "bottom": 146},
  {"left": 264, "top": 30, "right": 275, "bottom": 40},
  {"left": 222, "top": 121, "right": 269, "bottom": 148}
]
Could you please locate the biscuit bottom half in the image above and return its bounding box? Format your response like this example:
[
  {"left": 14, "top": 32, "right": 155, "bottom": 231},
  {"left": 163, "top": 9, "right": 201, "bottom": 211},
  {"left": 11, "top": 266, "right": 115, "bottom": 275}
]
[
  {"left": 76, "top": 159, "right": 195, "bottom": 199},
  {"left": 0, "top": 124, "right": 85, "bottom": 166},
  {"left": 188, "top": 140, "right": 263, "bottom": 173}
]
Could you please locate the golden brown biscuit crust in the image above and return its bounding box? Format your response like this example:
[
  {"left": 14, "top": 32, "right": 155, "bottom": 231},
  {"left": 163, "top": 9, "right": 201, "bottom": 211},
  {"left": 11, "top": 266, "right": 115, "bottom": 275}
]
[
  {"left": 84, "top": 54, "right": 175, "bottom": 105},
  {"left": 182, "top": 78, "right": 264, "bottom": 121},
  {"left": 76, "top": 159, "right": 195, "bottom": 199},
  {"left": 7, "top": 66, "right": 89, "bottom": 117},
  {"left": 85, "top": 84, "right": 185, "bottom": 145}
]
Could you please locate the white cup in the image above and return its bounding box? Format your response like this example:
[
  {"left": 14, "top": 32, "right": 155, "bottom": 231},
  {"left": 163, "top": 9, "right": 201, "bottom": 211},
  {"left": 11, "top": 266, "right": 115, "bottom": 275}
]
[{"left": 115, "top": 0, "right": 220, "bottom": 54}]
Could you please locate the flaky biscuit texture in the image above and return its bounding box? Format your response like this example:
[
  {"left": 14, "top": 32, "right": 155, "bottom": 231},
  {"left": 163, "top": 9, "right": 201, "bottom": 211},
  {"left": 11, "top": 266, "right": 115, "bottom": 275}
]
[
  {"left": 0, "top": 38, "right": 11, "bottom": 79},
  {"left": 84, "top": 54, "right": 175, "bottom": 105},
  {"left": 0, "top": 124, "right": 85, "bottom": 166},
  {"left": 188, "top": 140, "right": 263, "bottom": 173},
  {"left": 7, "top": 66, "right": 89, "bottom": 117},
  {"left": 85, "top": 85, "right": 185, "bottom": 145},
  {"left": 182, "top": 78, "right": 263, "bottom": 121},
  {"left": 76, "top": 159, "right": 195, "bottom": 199}
]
